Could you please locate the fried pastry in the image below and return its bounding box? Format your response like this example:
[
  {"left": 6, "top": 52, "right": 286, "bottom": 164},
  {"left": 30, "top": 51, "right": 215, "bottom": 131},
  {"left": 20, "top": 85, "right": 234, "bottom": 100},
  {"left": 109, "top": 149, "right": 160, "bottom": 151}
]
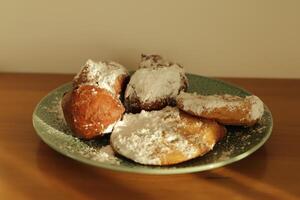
[
  {"left": 124, "top": 54, "right": 188, "bottom": 113},
  {"left": 110, "top": 107, "right": 226, "bottom": 165},
  {"left": 73, "top": 59, "right": 129, "bottom": 96},
  {"left": 62, "top": 85, "right": 125, "bottom": 139},
  {"left": 176, "top": 92, "right": 264, "bottom": 126}
]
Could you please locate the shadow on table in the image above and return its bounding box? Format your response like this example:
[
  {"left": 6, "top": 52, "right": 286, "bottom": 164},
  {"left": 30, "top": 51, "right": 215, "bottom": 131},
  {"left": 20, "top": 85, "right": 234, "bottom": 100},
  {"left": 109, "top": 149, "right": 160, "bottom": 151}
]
[
  {"left": 36, "top": 142, "right": 151, "bottom": 200},
  {"left": 194, "top": 147, "right": 298, "bottom": 199}
]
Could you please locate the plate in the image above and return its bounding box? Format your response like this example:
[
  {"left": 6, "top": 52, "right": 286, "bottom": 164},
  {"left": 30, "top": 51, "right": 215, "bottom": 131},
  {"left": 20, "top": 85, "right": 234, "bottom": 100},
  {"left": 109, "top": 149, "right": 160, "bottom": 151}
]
[{"left": 32, "top": 74, "right": 273, "bottom": 174}]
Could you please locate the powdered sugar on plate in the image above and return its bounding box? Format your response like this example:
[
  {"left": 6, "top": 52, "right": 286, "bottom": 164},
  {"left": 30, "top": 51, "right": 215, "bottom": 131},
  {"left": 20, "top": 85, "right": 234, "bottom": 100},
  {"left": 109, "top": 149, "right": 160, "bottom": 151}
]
[
  {"left": 40, "top": 95, "right": 121, "bottom": 165},
  {"left": 43, "top": 96, "right": 66, "bottom": 124}
]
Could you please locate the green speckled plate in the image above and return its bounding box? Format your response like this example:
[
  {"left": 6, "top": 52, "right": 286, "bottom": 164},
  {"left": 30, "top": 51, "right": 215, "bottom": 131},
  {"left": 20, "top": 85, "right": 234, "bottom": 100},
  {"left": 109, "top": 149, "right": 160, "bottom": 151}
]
[{"left": 32, "top": 74, "right": 273, "bottom": 174}]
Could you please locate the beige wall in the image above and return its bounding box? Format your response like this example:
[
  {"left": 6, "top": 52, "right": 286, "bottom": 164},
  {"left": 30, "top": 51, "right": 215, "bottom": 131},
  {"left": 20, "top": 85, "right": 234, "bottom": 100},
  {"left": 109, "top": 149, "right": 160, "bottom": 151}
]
[{"left": 0, "top": 0, "right": 300, "bottom": 78}]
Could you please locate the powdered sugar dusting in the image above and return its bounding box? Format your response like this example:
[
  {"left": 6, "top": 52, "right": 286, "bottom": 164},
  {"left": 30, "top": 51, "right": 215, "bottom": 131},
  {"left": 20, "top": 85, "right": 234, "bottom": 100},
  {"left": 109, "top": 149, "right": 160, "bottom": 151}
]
[
  {"left": 139, "top": 54, "right": 182, "bottom": 69},
  {"left": 111, "top": 107, "right": 203, "bottom": 165},
  {"left": 178, "top": 92, "right": 243, "bottom": 114},
  {"left": 246, "top": 95, "right": 264, "bottom": 121},
  {"left": 35, "top": 116, "right": 121, "bottom": 165},
  {"left": 177, "top": 92, "right": 264, "bottom": 122},
  {"left": 217, "top": 147, "right": 235, "bottom": 161},
  {"left": 43, "top": 96, "right": 66, "bottom": 125},
  {"left": 40, "top": 96, "right": 121, "bottom": 165},
  {"left": 74, "top": 59, "right": 128, "bottom": 95},
  {"left": 125, "top": 55, "right": 187, "bottom": 103}
]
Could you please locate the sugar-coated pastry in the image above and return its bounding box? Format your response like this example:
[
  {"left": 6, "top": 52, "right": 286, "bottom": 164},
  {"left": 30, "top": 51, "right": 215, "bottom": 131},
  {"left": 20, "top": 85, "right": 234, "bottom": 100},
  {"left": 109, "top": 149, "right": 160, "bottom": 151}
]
[
  {"left": 73, "top": 59, "right": 129, "bottom": 96},
  {"left": 176, "top": 92, "right": 264, "bottom": 126},
  {"left": 110, "top": 107, "right": 226, "bottom": 165},
  {"left": 124, "top": 54, "right": 188, "bottom": 113},
  {"left": 62, "top": 85, "right": 125, "bottom": 139}
]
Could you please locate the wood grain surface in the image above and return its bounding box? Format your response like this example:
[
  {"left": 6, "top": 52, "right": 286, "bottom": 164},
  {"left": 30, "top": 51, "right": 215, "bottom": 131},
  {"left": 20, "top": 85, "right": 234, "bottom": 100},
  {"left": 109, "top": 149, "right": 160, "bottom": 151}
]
[{"left": 0, "top": 73, "right": 299, "bottom": 200}]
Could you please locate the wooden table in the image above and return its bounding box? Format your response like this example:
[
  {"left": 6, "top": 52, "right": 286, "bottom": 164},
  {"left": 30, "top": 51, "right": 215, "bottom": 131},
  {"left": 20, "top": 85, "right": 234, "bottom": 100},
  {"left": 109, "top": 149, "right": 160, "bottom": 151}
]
[{"left": 0, "top": 73, "right": 299, "bottom": 200}]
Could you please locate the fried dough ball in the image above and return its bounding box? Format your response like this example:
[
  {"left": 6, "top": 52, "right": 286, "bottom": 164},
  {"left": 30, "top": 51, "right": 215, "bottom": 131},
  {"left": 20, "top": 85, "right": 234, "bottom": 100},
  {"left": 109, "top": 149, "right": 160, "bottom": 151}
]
[
  {"left": 111, "top": 107, "right": 226, "bottom": 165},
  {"left": 62, "top": 85, "right": 125, "bottom": 139},
  {"left": 177, "top": 92, "right": 264, "bottom": 126},
  {"left": 124, "top": 54, "right": 188, "bottom": 113}
]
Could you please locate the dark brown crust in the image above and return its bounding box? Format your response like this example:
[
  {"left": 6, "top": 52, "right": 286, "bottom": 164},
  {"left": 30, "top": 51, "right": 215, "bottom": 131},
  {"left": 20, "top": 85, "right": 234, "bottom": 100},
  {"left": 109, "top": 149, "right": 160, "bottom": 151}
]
[
  {"left": 139, "top": 54, "right": 184, "bottom": 69},
  {"left": 125, "top": 95, "right": 176, "bottom": 113},
  {"left": 62, "top": 85, "right": 125, "bottom": 139}
]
